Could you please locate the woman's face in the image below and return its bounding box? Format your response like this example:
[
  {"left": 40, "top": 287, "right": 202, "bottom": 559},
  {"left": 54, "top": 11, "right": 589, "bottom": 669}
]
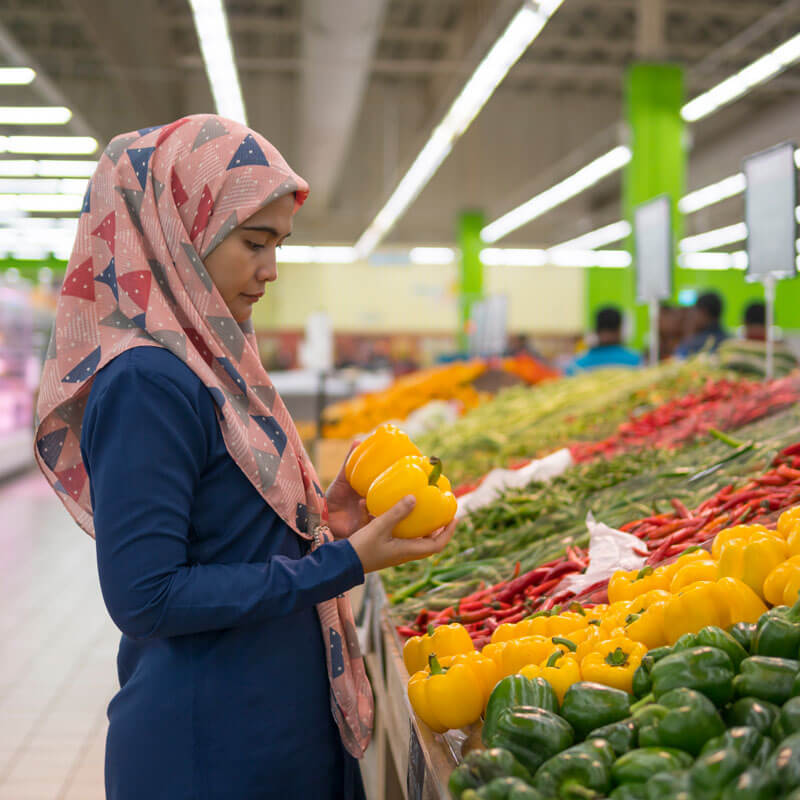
[{"left": 203, "top": 192, "right": 294, "bottom": 323}]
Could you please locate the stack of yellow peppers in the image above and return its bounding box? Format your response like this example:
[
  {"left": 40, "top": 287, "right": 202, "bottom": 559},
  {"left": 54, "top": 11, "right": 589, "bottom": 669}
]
[
  {"left": 345, "top": 423, "right": 457, "bottom": 538},
  {"left": 404, "top": 506, "right": 800, "bottom": 733}
]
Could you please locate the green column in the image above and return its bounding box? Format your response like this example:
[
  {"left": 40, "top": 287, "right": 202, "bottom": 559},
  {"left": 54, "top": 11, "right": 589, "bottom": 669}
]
[
  {"left": 458, "top": 211, "right": 484, "bottom": 350},
  {"left": 586, "top": 63, "right": 686, "bottom": 348}
]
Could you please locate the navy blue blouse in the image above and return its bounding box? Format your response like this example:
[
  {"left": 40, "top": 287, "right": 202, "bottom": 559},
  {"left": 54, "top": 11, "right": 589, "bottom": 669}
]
[{"left": 80, "top": 346, "right": 367, "bottom": 800}]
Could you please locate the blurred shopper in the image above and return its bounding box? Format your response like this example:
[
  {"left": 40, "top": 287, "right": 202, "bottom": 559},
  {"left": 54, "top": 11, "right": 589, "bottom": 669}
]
[
  {"left": 743, "top": 300, "right": 767, "bottom": 341},
  {"left": 676, "top": 291, "right": 728, "bottom": 357},
  {"left": 33, "top": 115, "right": 454, "bottom": 800},
  {"left": 565, "top": 306, "right": 641, "bottom": 375},
  {"left": 657, "top": 303, "right": 689, "bottom": 360}
]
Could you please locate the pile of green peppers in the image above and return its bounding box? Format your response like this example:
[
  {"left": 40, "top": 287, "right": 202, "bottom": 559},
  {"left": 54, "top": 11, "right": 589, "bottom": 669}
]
[{"left": 448, "top": 617, "right": 800, "bottom": 800}]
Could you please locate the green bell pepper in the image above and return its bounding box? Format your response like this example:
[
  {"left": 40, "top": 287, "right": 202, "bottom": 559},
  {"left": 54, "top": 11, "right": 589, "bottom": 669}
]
[
  {"left": 764, "top": 732, "right": 800, "bottom": 792},
  {"left": 728, "top": 622, "right": 756, "bottom": 653},
  {"left": 773, "top": 696, "right": 800, "bottom": 742},
  {"left": 650, "top": 646, "right": 735, "bottom": 706},
  {"left": 635, "top": 687, "right": 724, "bottom": 756},
  {"left": 608, "top": 784, "right": 648, "bottom": 800},
  {"left": 646, "top": 646, "right": 672, "bottom": 662},
  {"left": 483, "top": 676, "right": 560, "bottom": 745},
  {"left": 560, "top": 682, "right": 630, "bottom": 740},
  {"left": 794, "top": 671, "right": 800, "bottom": 697},
  {"left": 610, "top": 747, "right": 692, "bottom": 785},
  {"left": 672, "top": 633, "right": 697, "bottom": 651},
  {"left": 753, "top": 595, "right": 800, "bottom": 659},
  {"left": 733, "top": 655, "right": 800, "bottom": 706},
  {"left": 786, "top": 789, "right": 800, "bottom": 800},
  {"left": 700, "top": 726, "right": 774, "bottom": 769},
  {"left": 723, "top": 697, "right": 779, "bottom": 736},
  {"left": 719, "top": 767, "right": 779, "bottom": 800},
  {"left": 489, "top": 706, "right": 574, "bottom": 774},
  {"left": 631, "top": 657, "right": 653, "bottom": 700},
  {"left": 586, "top": 718, "right": 638, "bottom": 757},
  {"left": 449, "top": 748, "right": 534, "bottom": 799},
  {"left": 569, "top": 738, "right": 615, "bottom": 767},
  {"left": 695, "top": 626, "right": 748, "bottom": 670},
  {"left": 534, "top": 749, "right": 611, "bottom": 799},
  {"left": 462, "top": 776, "right": 544, "bottom": 800},
  {"left": 643, "top": 769, "right": 690, "bottom": 800},
  {"left": 688, "top": 747, "right": 750, "bottom": 799}
]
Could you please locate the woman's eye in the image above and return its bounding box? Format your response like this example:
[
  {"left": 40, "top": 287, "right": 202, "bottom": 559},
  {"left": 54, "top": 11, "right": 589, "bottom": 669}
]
[{"left": 246, "top": 240, "right": 265, "bottom": 251}]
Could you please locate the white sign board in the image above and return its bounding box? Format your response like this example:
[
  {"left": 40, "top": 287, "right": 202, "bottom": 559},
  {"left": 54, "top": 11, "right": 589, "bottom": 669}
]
[
  {"left": 634, "top": 195, "right": 672, "bottom": 303},
  {"left": 744, "top": 142, "right": 797, "bottom": 280}
]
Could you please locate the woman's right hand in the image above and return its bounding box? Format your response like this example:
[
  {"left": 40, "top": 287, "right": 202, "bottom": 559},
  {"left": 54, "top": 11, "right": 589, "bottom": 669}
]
[{"left": 347, "top": 496, "right": 456, "bottom": 574}]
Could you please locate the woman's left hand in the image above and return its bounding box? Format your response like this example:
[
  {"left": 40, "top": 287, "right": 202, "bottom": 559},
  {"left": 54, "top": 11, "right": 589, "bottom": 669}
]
[{"left": 325, "top": 441, "right": 369, "bottom": 539}]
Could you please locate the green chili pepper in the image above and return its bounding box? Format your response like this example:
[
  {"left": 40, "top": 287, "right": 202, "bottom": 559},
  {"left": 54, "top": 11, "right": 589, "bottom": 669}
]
[
  {"left": 733, "top": 655, "right": 800, "bottom": 706},
  {"left": 695, "top": 626, "right": 748, "bottom": 670},
  {"left": 635, "top": 687, "right": 724, "bottom": 756},
  {"left": 560, "top": 682, "right": 631, "bottom": 740},
  {"left": 610, "top": 747, "right": 692, "bottom": 785},
  {"left": 764, "top": 732, "right": 800, "bottom": 792},
  {"left": 700, "top": 726, "right": 775, "bottom": 769},
  {"left": 586, "top": 718, "right": 638, "bottom": 757},
  {"left": 489, "top": 706, "right": 574, "bottom": 774},
  {"left": 631, "top": 657, "right": 653, "bottom": 700},
  {"left": 643, "top": 769, "right": 690, "bottom": 800},
  {"left": 723, "top": 697, "right": 780, "bottom": 736},
  {"left": 688, "top": 747, "right": 750, "bottom": 799},
  {"left": 483, "top": 676, "right": 559, "bottom": 745},
  {"left": 753, "top": 595, "right": 800, "bottom": 659},
  {"left": 719, "top": 767, "right": 779, "bottom": 800},
  {"left": 448, "top": 748, "right": 534, "bottom": 799},
  {"left": 650, "top": 646, "right": 734, "bottom": 707},
  {"left": 772, "top": 697, "right": 800, "bottom": 742},
  {"left": 728, "top": 622, "right": 756, "bottom": 653},
  {"left": 462, "top": 776, "right": 544, "bottom": 800},
  {"left": 534, "top": 749, "right": 611, "bottom": 799}
]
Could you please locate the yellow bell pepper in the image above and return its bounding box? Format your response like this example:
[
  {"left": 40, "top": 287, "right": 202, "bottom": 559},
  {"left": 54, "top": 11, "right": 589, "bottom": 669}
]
[
  {"left": 608, "top": 565, "right": 670, "bottom": 604},
  {"left": 548, "top": 611, "right": 590, "bottom": 637},
  {"left": 345, "top": 423, "right": 421, "bottom": 496},
  {"left": 788, "top": 527, "right": 800, "bottom": 557},
  {"left": 657, "top": 548, "right": 710, "bottom": 582},
  {"left": 711, "top": 524, "right": 772, "bottom": 560},
  {"left": 493, "top": 635, "right": 554, "bottom": 677},
  {"left": 663, "top": 580, "right": 728, "bottom": 644},
  {"left": 763, "top": 556, "right": 800, "bottom": 606},
  {"left": 669, "top": 558, "right": 719, "bottom": 593},
  {"left": 432, "top": 651, "right": 498, "bottom": 710},
  {"left": 407, "top": 653, "right": 485, "bottom": 732},
  {"left": 716, "top": 529, "right": 788, "bottom": 599},
  {"left": 366, "top": 455, "right": 457, "bottom": 538},
  {"left": 580, "top": 637, "right": 647, "bottom": 693},
  {"left": 624, "top": 600, "right": 669, "bottom": 650},
  {"left": 714, "top": 577, "right": 768, "bottom": 623},
  {"left": 402, "top": 623, "right": 474, "bottom": 675},
  {"left": 521, "top": 651, "right": 582, "bottom": 703},
  {"left": 576, "top": 624, "right": 626, "bottom": 663},
  {"left": 777, "top": 506, "right": 800, "bottom": 539},
  {"left": 599, "top": 600, "right": 635, "bottom": 633}
]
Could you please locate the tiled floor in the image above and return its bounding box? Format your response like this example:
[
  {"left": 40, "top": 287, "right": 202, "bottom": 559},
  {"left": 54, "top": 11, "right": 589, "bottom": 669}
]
[{"left": 0, "top": 469, "right": 119, "bottom": 800}]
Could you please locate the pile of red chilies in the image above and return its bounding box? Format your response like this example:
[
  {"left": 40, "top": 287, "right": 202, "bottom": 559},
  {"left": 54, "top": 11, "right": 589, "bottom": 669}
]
[
  {"left": 570, "top": 376, "right": 800, "bottom": 463},
  {"left": 397, "top": 441, "right": 800, "bottom": 648}
]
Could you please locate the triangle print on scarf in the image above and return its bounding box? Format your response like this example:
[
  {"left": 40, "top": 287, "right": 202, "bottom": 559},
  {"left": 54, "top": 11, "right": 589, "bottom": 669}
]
[{"left": 33, "top": 114, "right": 372, "bottom": 759}]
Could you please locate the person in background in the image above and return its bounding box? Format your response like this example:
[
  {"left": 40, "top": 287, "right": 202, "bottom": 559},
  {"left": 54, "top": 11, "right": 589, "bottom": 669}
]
[
  {"left": 743, "top": 301, "right": 767, "bottom": 341},
  {"left": 675, "top": 291, "right": 728, "bottom": 357},
  {"left": 565, "top": 306, "right": 641, "bottom": 375},
  {"left": 657, "top": 303, "right": 689, "bottom": 360}
]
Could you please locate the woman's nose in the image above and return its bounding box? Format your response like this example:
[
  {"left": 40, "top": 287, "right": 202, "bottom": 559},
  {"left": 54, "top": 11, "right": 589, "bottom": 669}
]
[{"left": 256, "top": 256, "right": 278, "bottom": 282}]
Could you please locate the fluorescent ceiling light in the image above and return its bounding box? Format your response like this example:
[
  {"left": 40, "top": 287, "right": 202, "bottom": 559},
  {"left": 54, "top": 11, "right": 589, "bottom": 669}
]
[
  {"left": 679, "top": 173, "right": 746, "bottom": 214},
  {"left": 480, "top": 247, "right": 547, "bottom": 267},
  {"left": 552, "top": 220, "right": 631, "bottom": 250},
  {"left": 277, "top": 245, "right": 356, "bottom": 264},
  {"left": 0, "top": 107, "right": 72, "bottom": 125},
  {"left": 188, "top": 0, "right": 247, "bottom": 124},
  {"left": 0, "top": 159, "right": 97, "bottom": 177},
  {"left": 480, "top": 246, "right": 630, "bottom": 267},
  {"left": 0, "top": 136, "right": 98, "bottom": 155},
  {"left": 0, "top": 178, "right": 87, "bottom": 194},
  {"left": 481, "top": 145, "right": 632, "bottom": 243},
  {"left": 409, "top": 247, "right": 456, "bottom": 265},
  {"left": 679, "top": 222, "right": 748, "bottom": 253},
  {"left": 355, "top": 0, "right": 564, "bottom": 258},
  {"left": 0, "top": 194, "right": 84, "bottom": 212},
  {"left": 682, "top": 32, "right": 800, "bottom": 122},
  {"left": 0, "top": 68, "right": 35, "bottom": 85},
  {"left": 679, "top": 251, "right": 749, "bottom": 270}
]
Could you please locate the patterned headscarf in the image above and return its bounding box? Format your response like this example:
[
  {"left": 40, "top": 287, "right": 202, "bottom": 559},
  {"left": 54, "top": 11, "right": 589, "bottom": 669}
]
[{"left": 34, "top": 114, "right": 373, "bottom": 757}]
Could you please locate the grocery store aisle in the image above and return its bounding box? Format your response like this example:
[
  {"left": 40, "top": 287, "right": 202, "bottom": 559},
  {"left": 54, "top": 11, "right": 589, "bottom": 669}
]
[{"left": 0, "top": 469, "right": 117, "bottom": 800}]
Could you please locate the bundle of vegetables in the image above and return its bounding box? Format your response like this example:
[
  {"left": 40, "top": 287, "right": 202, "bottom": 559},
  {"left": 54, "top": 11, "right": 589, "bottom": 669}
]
[
  {"left": 400, "top": 511, "right": 800, "bottom": 799},
  {"left": 417, "top": 359, "right": 720, "bottom": 487},
  {"left": 571, "top": 375, "right": 800, "bottom": 463},
  {"left": 322, "top": 360, "right": 488, "bottom": 439},
  {"left": 719, "top": 338, "right": 799, "bottom": 378}
]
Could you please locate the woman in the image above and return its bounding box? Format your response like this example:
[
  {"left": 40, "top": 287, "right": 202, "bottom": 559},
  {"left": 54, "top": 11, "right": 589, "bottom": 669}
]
[{"left": 34, "top": 114, "right": 455, "bottom": 799}]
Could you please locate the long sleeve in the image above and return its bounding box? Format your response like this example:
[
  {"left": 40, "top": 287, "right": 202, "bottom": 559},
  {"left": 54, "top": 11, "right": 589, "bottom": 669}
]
[{"left": 81, "top": 354, "right": 364, "bottom": 641}]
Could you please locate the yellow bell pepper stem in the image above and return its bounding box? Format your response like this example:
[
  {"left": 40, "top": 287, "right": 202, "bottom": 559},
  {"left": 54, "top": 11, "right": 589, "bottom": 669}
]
[
  {"left": 580, "top": 637, "right": 646, "bottom": 693},
  {"left": 540, "top": 651, "right": 582, "bottom": 703},
  {"left": 407, "top": 654, "right": 485, "bottom": 733},
  {"left": 366, "top": 455, "right": 457, "bottom": 539},
  {"left": 345, "top": 423, "right": 422, "bottom": 496},
  {"left": 402, "top": 622, "right": 474, "bottom": 675}
]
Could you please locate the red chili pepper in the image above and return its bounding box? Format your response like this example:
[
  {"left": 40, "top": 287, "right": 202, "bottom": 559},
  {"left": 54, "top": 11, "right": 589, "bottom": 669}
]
[
  {"left": 457, "top": 606, "right": 495, "bottom": 624},
  {"left": 494, "top": 567, "right": 551, "bottom": 603},
  {"left": 778, "top": 464, "right": 800, "bottom": 481},
  {"left": 647, "top": 518, "right": 689, "bottom": 541},
  {"left": 647, "top": 536, "right": 675, "bottom": 565},
  {"left": 432, "top": 606, "right": 455, "bottom": 624},
  {"left": 396, "top": 626, "right": 419, "bottom": 638},
  {"left": 670, "top": 498, "right": 691, "bottom": 519},
  {"left": 511, "top": 561, "right": 521, "bottom": 579},
  {"left": 527, "top": 577, "right": 562, "bottom": 597}
]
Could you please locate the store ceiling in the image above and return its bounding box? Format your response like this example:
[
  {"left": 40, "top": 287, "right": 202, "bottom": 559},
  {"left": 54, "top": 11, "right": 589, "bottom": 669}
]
[{"left": 1, "top": 0, "right": 800, "bottom": 248}]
